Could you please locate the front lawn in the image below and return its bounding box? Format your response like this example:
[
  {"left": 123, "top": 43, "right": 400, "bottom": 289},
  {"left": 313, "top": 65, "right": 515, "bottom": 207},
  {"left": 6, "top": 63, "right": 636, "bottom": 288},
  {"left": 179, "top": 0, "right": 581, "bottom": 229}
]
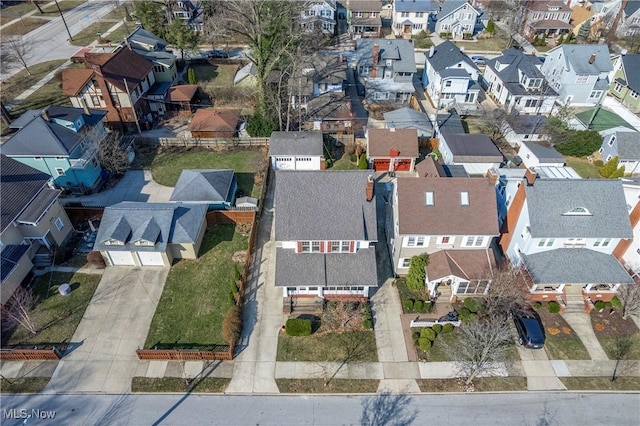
[
  {"left": 591, "top": 310, "right": 640, "bottom": 360},
  {"left": 0, "top": 377, "right": 50, "bottom": 394},
  {"left": 144, "top": 224, "right": 248, "bottom": 347},
  {"left": 136, "top": 148, "right": 266, "bottom": 198},
  {"left": 560, "top": 377, "right": 640, "bottom": 391},
  {"left": 2, "top": 272, "right": 100, "bottom": 346},
  {"left": 276, "top": 379, "right": 379, "bottom": 393},
  {"left": 564, "top": 156, "right": 601, "bottom": 179},
  {"left": 277, "top": 330, "right": 378, "bottom": 362},
  {"left": 1, "top": 60, "right": 67, "bottom": 106},
  {"left": 70, "top": 21, "right": 122, "bottom": 46},
  {"left": 452, "top": 28, "right": 510, "bottom": 52},
  {"left": 537, "top": 307, "right": 590, "bottom": 360},
  {"left": 2, "top": 18, "right": 48, "bottom": 37},
  {"left": 9, "top": 67, "right": 72, "bottom": 116},
  {"left": 40, "top": 0, "right": 87, "bottom": 14}
]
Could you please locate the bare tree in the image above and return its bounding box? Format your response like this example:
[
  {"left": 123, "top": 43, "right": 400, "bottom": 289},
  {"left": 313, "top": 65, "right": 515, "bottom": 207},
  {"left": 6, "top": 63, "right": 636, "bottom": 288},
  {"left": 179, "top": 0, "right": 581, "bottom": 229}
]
[
  {"left": 479, "top": 109, "right": 507, "bottom": 140},
  {"left": 1, "top": 288, "right": 39, "bottom": 335},
  {"left": 618, "top": 284, "right": 640, "bottom": 320},
  {"left": 1, "top": 36, "right": 33, "bottom": 75},
  {"left": 322, "top": 301, "right": 363, "bottom": 332},
  {"left": 441, "top": 317, "right": 514, "bottom": 385},
  {"left": 611, "top": 335, "right": 634, "bottom": 382},
  {"left": 97, "top": 133, "right": 129, "bottom": 176},
  {"left": 483, "top": 266, "right": 531, "bottom": 319}
]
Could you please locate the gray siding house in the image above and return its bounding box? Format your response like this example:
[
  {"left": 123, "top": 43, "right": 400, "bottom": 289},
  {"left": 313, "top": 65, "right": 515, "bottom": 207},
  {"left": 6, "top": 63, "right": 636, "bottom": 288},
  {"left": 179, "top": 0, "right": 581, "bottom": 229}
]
[{"left": 599, "top": 130, "right": 640, "bottom": 174}]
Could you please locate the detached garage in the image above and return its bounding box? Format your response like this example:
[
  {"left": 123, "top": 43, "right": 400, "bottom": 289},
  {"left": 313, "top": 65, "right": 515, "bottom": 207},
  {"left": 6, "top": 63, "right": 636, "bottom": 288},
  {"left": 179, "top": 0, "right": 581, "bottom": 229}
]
[
  {"left": 366, "top": 128, "right": 419, "bottom": 173},
  {"left": 94, "top": 202, "right": 208, "bottom": 267},
  {"left": 269, "top": 131, "right": 324, "bottom": 170}
]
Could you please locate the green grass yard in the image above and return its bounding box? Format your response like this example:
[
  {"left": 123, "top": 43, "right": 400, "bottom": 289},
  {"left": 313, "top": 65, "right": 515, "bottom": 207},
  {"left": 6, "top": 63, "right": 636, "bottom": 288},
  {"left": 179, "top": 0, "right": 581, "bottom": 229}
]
[
  {"left": 277, "top": 331, "right": 378, "bottom": 362},
  {"left": 70, "top": 21, "right": 122, "bottom": 46},
  {"left": 40, "top": 0, "right": 87, "bottom": 14},
  {"left": 144, "top": 224, "right": 248, "bottom": 347},
  {"left": 276, "top": 379, "right": 380, "bottom": 393},
  {"left": 564, "top": 156, "right": 602, "bottom": 179},
  {"left": 2, "top": 17, "right": 48, "bottom": 36},
  {"left": 192, "top": 64, "right": 238, "bottom": 88},
  {"left": 8, "top": 68, "right": 72, "bottom": 117},
  {"left": 131, "top": 377, "right": 230, "bottom": 393},
  {"left": 0, "top": 60, "right": 66, "bottom": 108}
]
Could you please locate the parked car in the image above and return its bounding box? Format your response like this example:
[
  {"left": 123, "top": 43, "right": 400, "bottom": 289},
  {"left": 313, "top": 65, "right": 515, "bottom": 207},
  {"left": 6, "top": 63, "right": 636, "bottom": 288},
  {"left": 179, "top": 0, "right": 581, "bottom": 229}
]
[
  {"left": 470, "top": 55, "right": 486, "bottom": 65},
  {"left": 512, "top": 309, "right": 545, "bottom": 349},
  {"left": 206, "top": 50, "right": 229, "bottom": 59}
]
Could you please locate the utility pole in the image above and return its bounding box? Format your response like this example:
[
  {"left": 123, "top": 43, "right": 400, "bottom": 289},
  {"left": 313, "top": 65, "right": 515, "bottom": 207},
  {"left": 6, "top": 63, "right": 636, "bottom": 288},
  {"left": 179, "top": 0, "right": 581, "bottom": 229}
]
[
  {"left": 55, "top": 0, "right": 73, "bottom": 42},
  {"left": 123, "top": 78, "right": 143, "bottom": 135}
]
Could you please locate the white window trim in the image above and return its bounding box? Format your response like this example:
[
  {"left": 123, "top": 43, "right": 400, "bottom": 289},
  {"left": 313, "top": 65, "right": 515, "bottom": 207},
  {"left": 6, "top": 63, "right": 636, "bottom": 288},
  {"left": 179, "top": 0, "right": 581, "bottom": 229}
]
[{"left": 54, "top": 217, "right": 64, "bottom": 231}]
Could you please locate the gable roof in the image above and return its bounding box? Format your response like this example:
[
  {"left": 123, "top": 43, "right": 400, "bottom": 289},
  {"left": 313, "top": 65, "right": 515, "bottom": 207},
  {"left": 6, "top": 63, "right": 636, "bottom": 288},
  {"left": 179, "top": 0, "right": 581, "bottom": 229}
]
[
  {"left": 395, "top": 0, "right": 438, "bottom": 12},
  {"left": 522, "top": 142, "right": 564, "bottom": 163},
  {"left": 348, "top": 0, "right": 383, "bottom": 11},
  {"left": 396, "top": 176, "right": 499, "bottom": 235},
  {"left": 624, "top": 0, "right": 640, "bottom": 17},
  {"left": 45, "top": 105, "right": 107, "bottom": 126},
  {"left": 486, "top": 49, "right": 558, "bottom": 97},
  {"left": 367, "top": 128, "right": 419, "bottom": 158},
  {"left": 269, "top": 131, "right": 324, "bottom": 157},
  {"left": 126, "top": 27, "right": 168, "bottom": 52},
  {"left": 1, "top": 115, "right": 83, "bottom": 157},
  {"left": 426, "top": 40, "right": 478, "bottom": 72},
  {"left": 438, "top": 0, "right": 479, "bottom": 19},
  {"left": 613, "top": 132, "right": 640, "bottom": 160},
  {"left": 415, "top": 156, "right": 446, "bottom": 177},
  {"left": 234, "top": 62, "right": 257, "bottom": 85},
  {"left": 427, "top": 249, "right": 496, "bottom": 282},
  {"left": 62, "top": 69, "right": 95, "bottom": 96},
  {"left": 384, "top": 107, "right": 433, "bottom": 133},
  {"left": 188, "top": 108, "right": 240, "bottom": 133},
  {"left": 524, "top": 179, "right": 633, "bottom": 238},
  {"left": 168, "top": 85, "right": 199, "bottom": 102},
  {"left": 0, "top": 155, "right": 53, "bottom": 233},
  {"left": 444, "top": 134, "right": 504, "bottom": 162},
  {"left": 356, "top": 39, "right": 417, "bottom": 73},
  {"left": 275, "top": 171, "right": 377, "bottom": 241},
  {"left": 522, "top": 248, "right": 633, "bottom": 285},
  {"left": 170, "top": 169, "right": 235, "bottom": 203},
  {"left": 436, "top": 112, "right": 465, "bottom": 134},
  {"left": 94, "top": 202, "right": 207, "bottom": 252},
  {"left": 620, "top": 54, "right": 640, "bottom": 94},
  {"left": 549, "top": 44, "right": 612, "bottom": 75}
]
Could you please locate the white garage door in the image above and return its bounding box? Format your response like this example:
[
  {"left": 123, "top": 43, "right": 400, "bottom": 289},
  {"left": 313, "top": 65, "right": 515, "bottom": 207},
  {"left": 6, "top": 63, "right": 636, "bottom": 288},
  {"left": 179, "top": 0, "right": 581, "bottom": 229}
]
[
  {"left": 136, "top": 251, "right": 165, "bottom": 266},
  {"left": 108, "top": 251, "right": 135, "bottom": 266},
  {"left": 274, "top": 156, "right": 294, "bottom": 170}
]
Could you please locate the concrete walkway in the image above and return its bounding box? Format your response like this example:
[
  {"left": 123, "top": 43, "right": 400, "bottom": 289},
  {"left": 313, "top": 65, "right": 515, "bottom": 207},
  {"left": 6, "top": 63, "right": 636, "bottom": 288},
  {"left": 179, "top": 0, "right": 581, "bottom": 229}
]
[
  {"left": 44, "top": 266, "right": 169, "bottom": 393},
  {"left": 517, "top": 346, "right": 567, "bottom": 391},
  {"left": 562, "top": 312, "right": 610, "bottom": 361}
]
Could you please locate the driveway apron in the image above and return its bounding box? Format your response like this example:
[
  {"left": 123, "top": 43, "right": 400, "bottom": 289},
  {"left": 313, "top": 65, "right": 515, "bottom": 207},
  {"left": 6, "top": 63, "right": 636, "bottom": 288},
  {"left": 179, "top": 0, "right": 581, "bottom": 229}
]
[{"left": 45, "top": 267, "right": 169, "bottom": 393}]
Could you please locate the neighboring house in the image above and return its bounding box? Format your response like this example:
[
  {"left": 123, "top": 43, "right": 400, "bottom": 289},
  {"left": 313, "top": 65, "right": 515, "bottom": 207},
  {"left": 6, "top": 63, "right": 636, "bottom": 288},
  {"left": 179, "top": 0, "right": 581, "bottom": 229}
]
[
  {"left": 167, "top": 85, "right": 199, "bottom": 115},
  {"left": 233, "top": 62, "right": 257, "bottom": 87},
  {"left": 389, "top": 175, "right": 499, "bottom": 297},
  {"left": 125, "top": 27, "right": 177, "bottom": 84},
  {"left": 518, "top": 142, "right": 565, "bottom": 168},
  {"left": 1, "top": 155, "right": 73, "bottom": 304},
  {"left": 438, "top": 133, "right": 504, "bottom": 175},
  {"left": 609, "top": 53, "right": 640, "bottom": 114},
  {"left": 274, "top": 171, "right": 378, "bottom": 299},
  {"left": 166, "top": 0, "right": 204, "bottom": 32},
  {"left": 613, "top": 177, "right": 640, "bottom": 274},
  {"left": 347, "top": 0, "right": 383, "bottom": 38},
  {"left": 521, "top": 0, "right": 573, "bottom": 40},
  {"left": 599, "top": 130, "right": 640, "bottom": 173},
  {"left": 94, "top": 202, "right": 207, "bottom": 267},
  {"left": 499, "top": 176, "right": 634, "bottom": 303},
  {"left": 189, "top": 108, "right": 240, "bottom": 138},
  {"left": 366, "top": 128, "right": 419, "bottom": 172},
  {"left": 268, "top": 131, "right": 325, "bottom": 170},
  {"left": 1, "top": 106, "right": 107, "bottom": 191},
  {"left": 423, "top": 41, "right": 480, "bottom": 110},
  {"left": 147, "top": 82, "right": 171, "bottom": 117},
  {"left": 384, "top": 107, "right": 433, "bottom": 137},
  {"left": 617, "top": 0, "right": 640, "bottom": 37},
  {"left": 304, "top": 94, "right": 354, "bottom": 134},
  {"left": 355, "top": 38, "right": 417, "bottom": 104},
  {"left": 62, "top": 48, "right": 156, "bottom": 132},
  {"left": 540, "top": 44, "right": 613, "bottom": 106},
  {"left": 483, "top": 48, "right": 559, "bottom": 115},
  {"left": 301, "top": 0, "right": 337, "bottom": 34},
  {"left": 501, "top": 113, "right": 549, "bottom": 147},
  {"left": 434, "top": 0, "right": 483, "bottom": 39},
  {"left": 291, "top": 55, "right": 346, "bottom": 112},
  {"left": 169, "top": 169, "right": 237, "bottom": 209},
  {"left": 392, "top": 0, "right": 439, "bottom": 38}
]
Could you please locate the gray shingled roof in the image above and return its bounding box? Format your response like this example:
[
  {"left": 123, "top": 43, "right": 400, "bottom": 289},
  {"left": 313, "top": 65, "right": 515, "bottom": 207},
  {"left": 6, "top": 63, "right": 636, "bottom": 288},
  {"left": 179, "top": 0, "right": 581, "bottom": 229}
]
[
  {"left": 425, "top": 40, "right": 478, "bottom": 72},
  {"left": 395, "top": 0, "right": 439, "bottom": 12},
  {"left": 437, "top": 0, "right": 472, "bottom": 19},
  {"left": 356, "top": 39, "right": 417, "bottom": 73},
  {"left": 1, "top": 115, "right": 82, "bottom": 156},
  {"left": 486, "top": 48, "right": 557, "bottom": 96},
  {"left": 0, "top": 155, "right": 52, "bottom": 233},
  {"left": 554, "top": 44, "right": 613, "bottom": 75},
  {"left": 445, "top": 134, "right": 504, "bottom": 162},
  {"left": 170, "top": 169, "right": 235, "bottom": 203},
  {"left": 436, "top": 113, "right": 465, "bottom": 134},
  {"left": 16, "top": 189, "right": 61, "bottom": 225},
  {"left": 127, "top": 27, "right": 168, "bottom": 51},
  {"left": 522, "top": 249, "right": 633, "bottom": 285},
  {"left": 522, "top": 142, "right": 564, "bottom": 162},
  {"left": 269, "top": 131, "right": 324, "bottom": 157},
  {"left": 384, "top": 107, "right": 433, "bottom": 134},
  {"left": 275, "top": 247, "right": 378, "bottom": 287},
  {"left": 621, "top": 54, "right": 640, "bottom": 96},
  {"left": 275, "top": 171, "right": 377, "bottom": 241},
  {"left": 525, "top": 180, "right": 633, "bottom": 238},
  {"left": 94, "top": 202, "right": 207, "bottom": 252},
  {"left": 613, "top": 131, "right": 640, "bottom": 160},
  {"left": 46, "top": 105, "right": 107, "bottom": 126}
]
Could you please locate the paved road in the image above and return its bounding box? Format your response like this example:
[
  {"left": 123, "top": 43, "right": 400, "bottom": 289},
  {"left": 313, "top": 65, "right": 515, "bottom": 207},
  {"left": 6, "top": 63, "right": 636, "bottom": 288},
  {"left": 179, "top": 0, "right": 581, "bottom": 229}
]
[{"left": 1, "top": 393, "right": 638, "bottom": 425}]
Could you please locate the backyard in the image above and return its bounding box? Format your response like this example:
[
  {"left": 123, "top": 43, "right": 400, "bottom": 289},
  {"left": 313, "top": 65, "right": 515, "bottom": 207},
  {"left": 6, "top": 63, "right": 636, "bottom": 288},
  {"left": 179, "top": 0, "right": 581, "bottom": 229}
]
[
  {"left": 192, "top": 63, "right": 238, "bottom": 89},
  {"left": 564, "top": 156, "right": 601, "bottom": 179},
  {"left": 452, "top": 27, "right": 510, "bottom": 52},
  {"left": 144, "top": 224, "right": 249, "bottom": 348},
  {"left": 134, "top": 148, "right": 267, "bottom": 198}
]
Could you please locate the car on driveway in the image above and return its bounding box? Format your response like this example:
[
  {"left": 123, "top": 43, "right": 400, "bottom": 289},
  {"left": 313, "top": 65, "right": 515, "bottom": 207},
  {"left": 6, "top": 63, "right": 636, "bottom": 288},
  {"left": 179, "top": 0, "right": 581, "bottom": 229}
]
[
  {"left": 470, "top": 55, "right": 487, "bottom": 65},
  {"left": 206, "top": 50, "right": 230, "bottom": 59},
  {"left": 512, "top": 309, "right": 545, "bottom": 349}
]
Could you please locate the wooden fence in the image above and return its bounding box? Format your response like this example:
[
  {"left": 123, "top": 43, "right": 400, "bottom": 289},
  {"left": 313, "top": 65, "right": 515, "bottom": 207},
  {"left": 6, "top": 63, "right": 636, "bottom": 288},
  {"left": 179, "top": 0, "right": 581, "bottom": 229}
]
[
  {"left": 0, "top": 348, "right": 62, "bottom": 361},
  {"left": 136, "top": 348, "right": 233, "bottom": 361},
  {"left": 140, "top": 137, "right": 270, "bottom": 148},
  {"left": 206, "top": 209, "right": 256, "bottom": 225}
]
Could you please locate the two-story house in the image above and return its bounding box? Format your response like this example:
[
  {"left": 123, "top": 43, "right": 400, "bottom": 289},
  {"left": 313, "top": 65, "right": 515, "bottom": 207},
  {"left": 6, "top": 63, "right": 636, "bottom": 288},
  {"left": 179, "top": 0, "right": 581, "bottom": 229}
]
[
  {"left": 389, "top": 175, "right": 499, "bottom": 297},
  {"left": 355, "top": 39, "right": 417, "bottom": 104},
  {"left": 540, "top": 44, "right": 613, "bottom": 106},
  {"left": 434, "top": 0, "right": 483, "bottom": 39},
  {"left": 522, "top": 0, "right": 573, "bottom": 40},
  {"left": 347, "top": 0, "right": 383, "bottom": 38},
  {"left": 1, "top": 155, "right": 73, "bottom": 304},
  {"left": 423, "top": 41, "right": 480, "bottom": 109},
  {"left": 1, "top": 106, "right": 108, "bottom": 191},
  {"left": 301, "top": 0, "right": 337, "bottom": 34},
  {"left": 392, "top": 0, "right": 439, "bottom": 38},
  {"left": 599, "top": 129, "right": 640, "bottom": 173},
  {"left": 274, "top": 171, "right": 378, "bottom": 300},
  {"left": 62, "top": 47, "right": 156, "bottom": 132},
  {"left": 125, "top": 27, "right": 178, "bottom": 84},
  {"left": 484, "top": 48, "right": 559, "bottom": 115},
  {"left": 609, "top": 53, "right": 640, "bottom": 114},
  {"left": 291, "top": 55, "right": 346, "bottom": 113},
  {"left": 166, "top": 0, "right": 203, "bottom": 32},
  {"left": 616, "top": 0, "right": 640, "bottom": 38},
  {"left": 499, "top": 175, "right": 634, "bottom": 305}
]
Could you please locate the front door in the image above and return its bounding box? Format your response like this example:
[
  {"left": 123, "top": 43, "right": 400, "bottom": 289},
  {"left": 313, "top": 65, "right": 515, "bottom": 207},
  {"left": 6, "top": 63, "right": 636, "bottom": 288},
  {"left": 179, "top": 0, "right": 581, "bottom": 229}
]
[
  {"left": 44, "top": 231, "right": 56, "bottom": 249},
  {"left": 403, "top": 24, "right": 411, "bottom": 34}
]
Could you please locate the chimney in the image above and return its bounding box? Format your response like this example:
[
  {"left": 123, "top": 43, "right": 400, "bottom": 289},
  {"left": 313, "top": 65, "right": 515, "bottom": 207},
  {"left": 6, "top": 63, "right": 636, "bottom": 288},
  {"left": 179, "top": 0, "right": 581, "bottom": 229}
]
[
  {"left": 588, "top": 53, "right": 596, "bottom": 64},
  {"left": 429, "top": 45, "right": 435, "bottom": 58},
  {"left": 81, "top": 97, "right": 91, "bottom": 116},
  {"left": 487, "top": 168, "right": 499, "bottom": 185},
  {"left": 370, "top": 66, "right": 377, "bottom": 78},
  {"left": 372, "top": 43, "right": 380, "bottom": 65},
  {"left": 41, "top": 107, "right": 50, "bottom": 122},
  {"left": 366, "top": 174, "right": 374, "bottom": 201},
  {"left": 524, "top": 168, "right": 537, "bottom": 186}
]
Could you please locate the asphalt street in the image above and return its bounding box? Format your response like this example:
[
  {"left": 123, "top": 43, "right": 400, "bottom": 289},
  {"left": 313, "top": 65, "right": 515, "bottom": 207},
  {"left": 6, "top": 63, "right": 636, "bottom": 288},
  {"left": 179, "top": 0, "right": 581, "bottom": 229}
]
[{"left": 1, "top": 393, "right": 638, "bottom": 425}]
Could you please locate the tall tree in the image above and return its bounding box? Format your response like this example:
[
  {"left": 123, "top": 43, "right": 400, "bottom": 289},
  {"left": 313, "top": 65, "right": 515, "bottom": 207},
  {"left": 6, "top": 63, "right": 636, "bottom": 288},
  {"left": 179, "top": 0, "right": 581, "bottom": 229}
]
[
  {"left": 618, "top": 284, "right": 640, "bottom": 320},
  {"left": 133, "top": 1, "right": 165, "bottom": 37},
  {"left": 1, "top": 288, "right": 38, "bottom": 335},
  {"left": 165, "top": 18, "right": 198, "bottom": 59},
  {"left": 1, "top": 36, "right": 33, "bottom": 76}
]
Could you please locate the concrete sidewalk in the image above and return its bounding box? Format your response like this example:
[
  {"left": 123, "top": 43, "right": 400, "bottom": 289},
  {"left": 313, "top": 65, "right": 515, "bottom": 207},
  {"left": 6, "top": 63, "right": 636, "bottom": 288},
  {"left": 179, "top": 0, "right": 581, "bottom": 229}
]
[
  {"left": 517, "top": 346, "right": 567, "bottom": 391},
  {"left": 562, "top": 312, "right": 609, "bottom": 361}
]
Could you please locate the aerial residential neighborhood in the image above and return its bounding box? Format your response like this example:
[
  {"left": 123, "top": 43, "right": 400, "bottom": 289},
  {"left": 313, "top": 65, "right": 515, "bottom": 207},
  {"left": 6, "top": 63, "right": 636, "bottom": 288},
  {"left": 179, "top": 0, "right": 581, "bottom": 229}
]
[{"left": 1, "top": 0, "right": 640, "bottom": 424}]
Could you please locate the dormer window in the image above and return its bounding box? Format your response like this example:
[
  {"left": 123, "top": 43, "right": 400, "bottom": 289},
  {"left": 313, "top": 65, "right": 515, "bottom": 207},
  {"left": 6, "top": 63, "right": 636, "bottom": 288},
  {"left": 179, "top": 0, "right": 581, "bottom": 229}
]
[
  {"left": 134, "top": 240, "right": 154, "bottom": 246},
  {"left": 426, "top": 191, "right": 434, "bottom": 206},
  {"left": 562, "top": 207, "right": 592, "bottom": 216},
  {"left": 104, "top": 239, "right": 124, "bottom": 246}
]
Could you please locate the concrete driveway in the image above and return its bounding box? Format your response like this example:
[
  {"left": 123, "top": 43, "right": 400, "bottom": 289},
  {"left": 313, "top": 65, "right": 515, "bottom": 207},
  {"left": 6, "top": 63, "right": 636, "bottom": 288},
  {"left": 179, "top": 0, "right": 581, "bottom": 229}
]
[{"left": 45, "top": 267, "right": 169, "bottom": 394}]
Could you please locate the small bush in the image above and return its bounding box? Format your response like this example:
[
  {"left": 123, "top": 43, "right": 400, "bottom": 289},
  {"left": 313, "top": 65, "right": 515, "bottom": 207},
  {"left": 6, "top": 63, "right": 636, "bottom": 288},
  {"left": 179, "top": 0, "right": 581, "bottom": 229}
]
[
  {"left": 418, "top": 337, "right": 432, "bottom": 351},
  {"left": 357, "top": 153, "right": 368, "bottom": 169},
  {"left": 459, "top": 307, "right": 470, "bottom": 316},
  {"left": 442, "top": 323, "right": 454, "bottom": 333},
  {"left": 594, "top": 300, "right": 606, "bottom": 311},
  {"left": 593, "top": 159, "right": 604, "bottom": 167},
  {"left": 285, "top": 318, "right": 312, "bottom": 336},
  {"left": 548, "top": 301, "right": 561, "bottom": 314},
  {"left": 432, "top": 324, "right": 442, "bottom": 334},
  {"left": 412, "top": 331, "right": 421, "bottom": 342},
  {"left": 422, "top": 301, "right": 432, "bottom": 312},
  {"left": 403, "top": 299, "right": 414, "bottom": 312},
  {"left": 533, "top": 301, "right": 543, "bottom": 311},
  {"left": 463, "top": 298, "right": 482, "bottom": 313},
  {"left": 363, "top": 319, "right": 373, "bottom": 329},
  {"left": 459, "top": 308, "right": 476, "bottom": 323},
  {"left": 222, "top": 306, "right": 242, "bottom": 345},
  {"left": 414, "top": 300, "right": 423, "bottom": 311},
  {"left": 610, "top": 296, "right": 622, "bottom": 309},
  {"left": 605, "top": 301, "right": 612, "bottom": 310},
  {"left": 420, "top": 327, "right": 436, "bottom": 341}
]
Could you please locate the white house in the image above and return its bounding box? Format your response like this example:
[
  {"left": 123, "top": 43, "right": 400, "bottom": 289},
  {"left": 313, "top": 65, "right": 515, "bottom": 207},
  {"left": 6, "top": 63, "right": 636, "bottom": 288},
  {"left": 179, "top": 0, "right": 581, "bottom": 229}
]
[
  {"left": 301, "top": 0, "right": 337, "bottom": 34},
  {"left": 518, "top": 142, "right": 565, "bottom": 169},
  {"left": 434, "top": 0, "right": 483, "bottom": 38},
  {"left": 268, "top": 131, "right": 325, "bottom": 170},
  {"left": 392, "top": 0, "right": 439, "bottom": 38}
]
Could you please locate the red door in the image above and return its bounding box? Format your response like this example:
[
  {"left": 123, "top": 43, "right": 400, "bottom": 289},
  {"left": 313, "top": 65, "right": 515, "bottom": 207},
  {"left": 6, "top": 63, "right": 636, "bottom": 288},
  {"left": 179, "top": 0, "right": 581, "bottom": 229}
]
[
  {"left": 394, "top": 159, "right": 412, "bottom": 171},
  {"left": 373, "top": 159, "right": 390, "bottom": 171}
]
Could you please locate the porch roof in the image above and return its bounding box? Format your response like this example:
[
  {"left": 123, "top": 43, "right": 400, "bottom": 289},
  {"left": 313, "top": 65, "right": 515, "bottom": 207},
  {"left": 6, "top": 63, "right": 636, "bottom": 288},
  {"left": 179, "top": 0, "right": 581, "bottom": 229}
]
[{"left": 1, "top": 245, "right": 30, "bottom": 282}]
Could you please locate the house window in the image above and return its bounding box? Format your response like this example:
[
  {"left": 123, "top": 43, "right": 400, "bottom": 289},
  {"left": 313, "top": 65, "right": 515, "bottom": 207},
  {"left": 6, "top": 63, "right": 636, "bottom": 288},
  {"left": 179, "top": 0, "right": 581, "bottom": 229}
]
[
  {"left": 56, "top": 168, "right": 65, "bottom": 176},
  {"left": 608, "top": 136, "right": 616, "bottom": 146},
  {"left": 311, "top": 241, "right": 321, "bottom": 252},
  {"left": 416, "top": 12, "right": 424, "bottom": 18},
  {"left": 399, "top": 258, "right": 411, "bottom": 268},
  {"left": 401, "top": 12, "right": 409, "bottom": 17},
  {"left": 631, "top": 91, "right": 639, "bottom": 99},
  {"left": 54, "top": 218, "right": 64, "bottom": 231},
  {"left": 425, "top": 191, "right": 434, "bottom": 205},
  {"left": 575, "top": 75, "right": 589, "bottom": 84},
  {"left": 589, "top": 90, "right": 602, "bottom": 99},
  {"left": 460, "top": 191, "right": 469, "bottom": 206},
  {"left": 594, "top": 238, "right": 611, "bottom": 247},
  {"left": 438, "top": 236, "right": 452, "bottom": 245},
  {"left": 331, "top": 241, "right": 351, "bottom": 252},
  {"left": 464, "top": 236, "right": 484, "bottom": 247},
  {"left": 614, "top": 82, "right": 623, "bottom": 92},
  {"left": 537, "top": 238, "right": 555, "bottom": 247},
  {"left": 445, "top": 80, "right": 452, "bottom": 88},
  {"left": 301, "top": 241, "right": 311, "bottom": 252},
  {"left": 565, "top": 238, "right": 586, "bottom": 245},
  {"left": 524, "top": 99, "right": 542, "bottom": 108},
  {"left": 405, "top": 236, "right": 427, "bottom": 247}
]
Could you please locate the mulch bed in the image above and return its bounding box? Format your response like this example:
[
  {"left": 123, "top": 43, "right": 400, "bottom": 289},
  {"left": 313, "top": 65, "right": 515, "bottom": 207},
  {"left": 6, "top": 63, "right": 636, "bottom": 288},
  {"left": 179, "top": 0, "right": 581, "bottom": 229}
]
[
  {"left": 537, "top": 308, "right": 578, "bottom": 338},
  {"left": 590, "top": 310, "right": 639, "bottom": 337}
]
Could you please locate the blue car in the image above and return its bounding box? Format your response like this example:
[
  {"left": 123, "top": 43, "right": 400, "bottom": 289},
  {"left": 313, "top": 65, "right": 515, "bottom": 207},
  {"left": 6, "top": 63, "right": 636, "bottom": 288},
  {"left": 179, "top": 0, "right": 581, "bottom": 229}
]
[{"left": 513, "top": 309, "right": 545, "bottom": 349}]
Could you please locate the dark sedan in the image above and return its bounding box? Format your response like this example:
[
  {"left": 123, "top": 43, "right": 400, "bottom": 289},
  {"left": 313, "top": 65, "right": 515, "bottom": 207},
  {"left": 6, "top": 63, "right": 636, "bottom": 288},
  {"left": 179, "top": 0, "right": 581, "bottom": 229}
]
[{"left": 513, "top": 309, "right": 545, "bottom": 349}]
